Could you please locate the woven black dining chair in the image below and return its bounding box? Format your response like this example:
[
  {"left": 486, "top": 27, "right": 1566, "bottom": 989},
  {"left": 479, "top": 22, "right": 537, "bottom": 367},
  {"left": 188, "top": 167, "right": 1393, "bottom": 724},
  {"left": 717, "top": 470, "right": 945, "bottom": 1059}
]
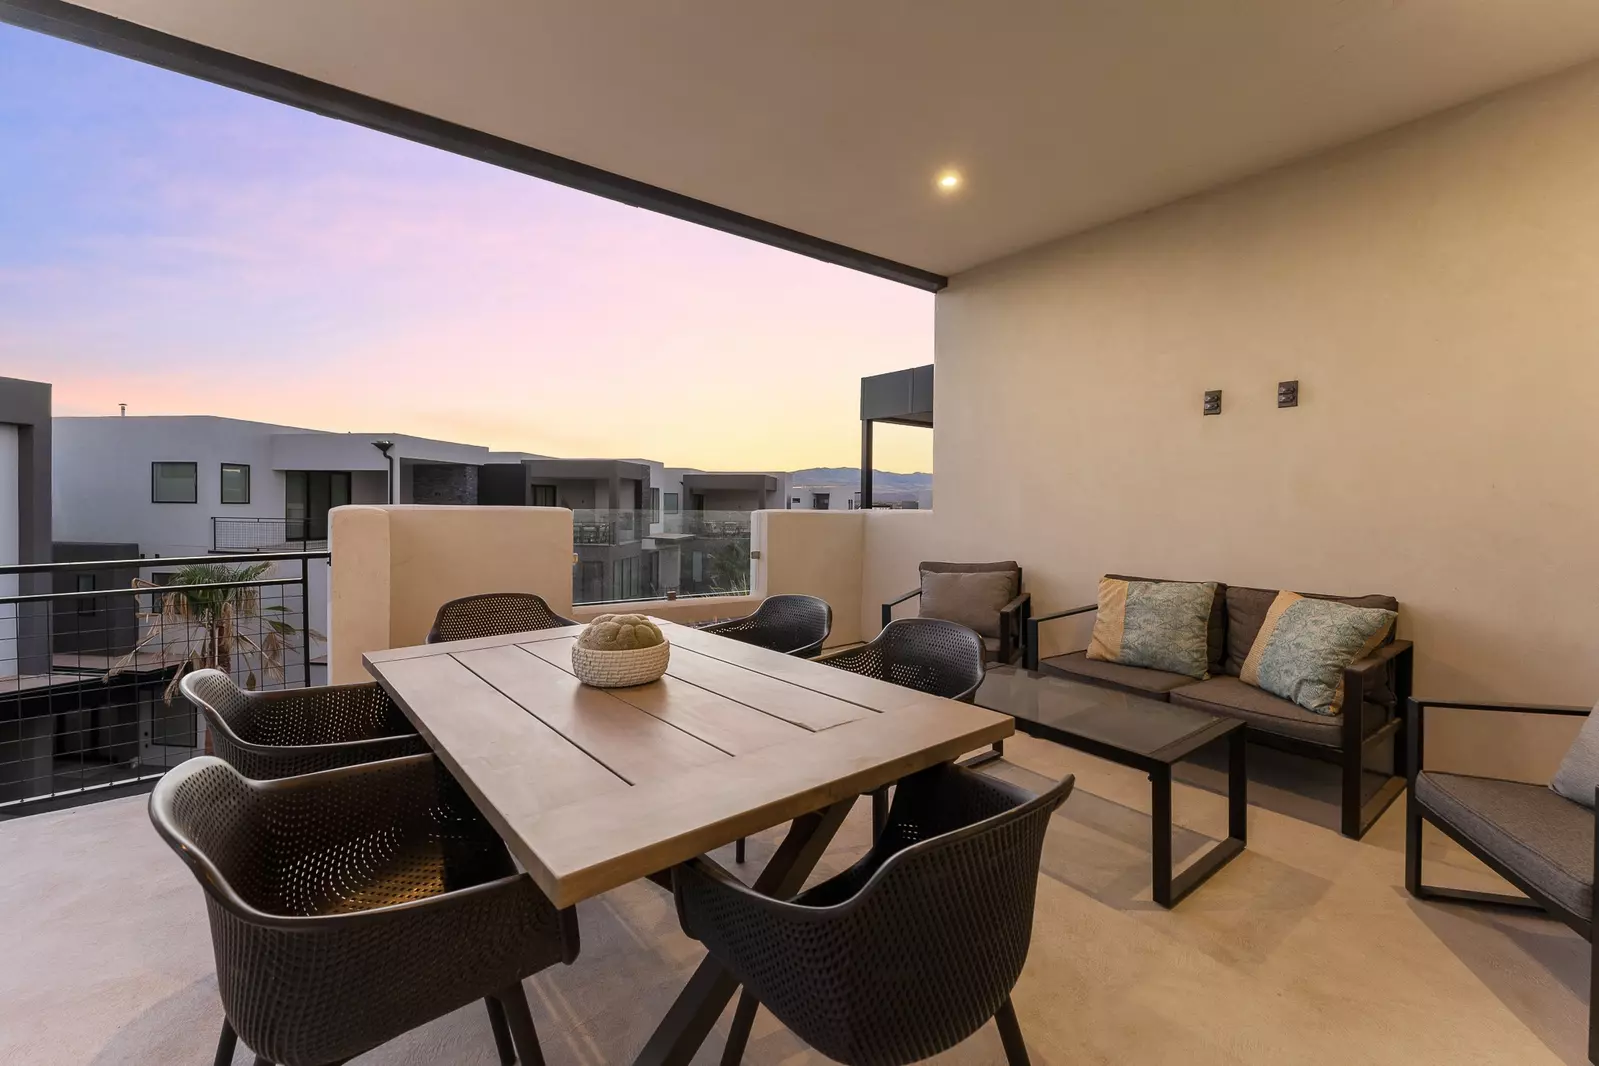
[
  {"left": 701, "top": 594, "right": 833, "bottom": 658},
  {"left": 816, "top": 617, "right": 987, "bottom": 703},
  {"left": 180, "top": 668, "right": 426, "bottom": 780},
  {"left": 151, "top": 753, "right": 578, "bottom": 1066},
  {"left": 814, "top": 617, "right": 991, "bottom": 843},
  {"left": 426, "top": 591, "right": 578, "bottom": 643},
  {"left": 675, "top": 762, "right": 1073, "bottom": 1065}
]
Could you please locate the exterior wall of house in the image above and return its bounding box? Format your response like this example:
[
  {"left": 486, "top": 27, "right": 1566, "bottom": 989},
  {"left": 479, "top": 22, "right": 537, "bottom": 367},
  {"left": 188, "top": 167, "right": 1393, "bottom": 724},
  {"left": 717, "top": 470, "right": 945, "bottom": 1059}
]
[
  {"left": 1, "top": 380, "right": 53, "bottom": 678},
  {"left": 53, "top": 416, "right": 293, "bottom": 556},
  {"left": 865, "top": 59, "right": 1599, "bottom": 784}
]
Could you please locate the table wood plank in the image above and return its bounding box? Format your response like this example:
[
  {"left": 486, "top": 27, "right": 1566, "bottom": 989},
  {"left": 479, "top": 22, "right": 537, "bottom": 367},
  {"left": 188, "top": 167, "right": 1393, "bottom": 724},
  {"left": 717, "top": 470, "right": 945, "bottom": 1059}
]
[
  {"left": 454, "top": 643, "right": 727, "bottom": 784},
  {"left": 660, "top": 644, "right": 869, "bottom": 731},
  {"left": 365, "top": 624, "right": 586, "bottom": 664},
  {"left": 660, "top": 622, "right": 934, "bottom": 713},
  {"left": 522, "top": 701, "right": 1015, "bottom": 907},
  {"left": 367, "top": 653, "right": 629, "bottom": 873},
  {"left": 520, "top": 637, "right": 807, "bottom": 755}
]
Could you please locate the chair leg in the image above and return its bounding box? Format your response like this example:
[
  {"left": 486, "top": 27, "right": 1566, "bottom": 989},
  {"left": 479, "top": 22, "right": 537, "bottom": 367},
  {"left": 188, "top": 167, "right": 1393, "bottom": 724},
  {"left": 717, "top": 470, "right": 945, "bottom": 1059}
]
[
  {"left": 486, "top": 995, "right": 517, "bottom": 1065},
  {"left": 994, "top": 996, "right": 1030, "bottom": 1066},
  {"left": 1589, "top": 936, "right": 1598, "bottom": 1066},
  {"left": 1404, "top": 790, "right": 1424, "bottom": 898},
  {"left": 720, "top": 989, "right": 759, "bottom": 1065},
  {"left": 213, "top": 1019, "right": 238, "bottom": 1066},
  {"left": 735, "top": 837, "right": 746, "bottom": 864},
  {"left": 497, "top": 981, "right": 547, "bottom": 1066}
]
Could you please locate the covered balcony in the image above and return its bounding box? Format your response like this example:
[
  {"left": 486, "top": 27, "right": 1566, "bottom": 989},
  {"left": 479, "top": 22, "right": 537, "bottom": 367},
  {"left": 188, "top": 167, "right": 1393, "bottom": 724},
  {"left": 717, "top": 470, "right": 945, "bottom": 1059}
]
[{"left": 5, "top": 2, "right": 1599, "bottom": 1065}]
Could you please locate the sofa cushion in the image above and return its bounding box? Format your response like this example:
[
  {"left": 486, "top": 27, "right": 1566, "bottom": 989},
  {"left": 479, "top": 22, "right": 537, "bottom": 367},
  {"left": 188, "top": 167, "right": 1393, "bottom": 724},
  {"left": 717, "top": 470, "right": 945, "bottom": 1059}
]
[
  {"left": 1239, "top": 591, "right": 1396, "bottom": 715},
  {"left": 1225, "top": 586, "right": 1399, "bottom": 676},
  {"left": 1039, "top": 651, "right": 1191, "bottom": 697},
  {"left": 1087, "top": 577, "right": 1217, "bottom": 679},
  {"left": 1549, "top": 700, "right": 1599, "bottom": 808},
  {"left": 1169, "top": 676, "right": 1344, "bottom": 745},
  {"left": 1416, "top": 771, "right": 1594, "bottom": 918},
  {"left": 919, "top": 569, "right": 1017, "bottom": 639},
  {"left": 1109, "top": 574, "right": 1228, "bottom": 676}
]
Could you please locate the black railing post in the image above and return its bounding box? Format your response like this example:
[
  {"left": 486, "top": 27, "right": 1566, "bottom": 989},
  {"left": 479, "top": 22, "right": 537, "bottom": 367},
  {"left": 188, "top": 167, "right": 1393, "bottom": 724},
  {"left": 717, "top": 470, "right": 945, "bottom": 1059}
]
[{"left": 301, "top": 555, "right": 312, "bottom": 689}]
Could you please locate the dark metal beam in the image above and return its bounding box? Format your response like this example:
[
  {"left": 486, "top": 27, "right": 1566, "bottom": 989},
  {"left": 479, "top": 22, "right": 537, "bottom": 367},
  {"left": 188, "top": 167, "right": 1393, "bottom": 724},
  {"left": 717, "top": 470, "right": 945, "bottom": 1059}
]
[{"left": 0, "top": 0, "right": 949, "bottom": 293}]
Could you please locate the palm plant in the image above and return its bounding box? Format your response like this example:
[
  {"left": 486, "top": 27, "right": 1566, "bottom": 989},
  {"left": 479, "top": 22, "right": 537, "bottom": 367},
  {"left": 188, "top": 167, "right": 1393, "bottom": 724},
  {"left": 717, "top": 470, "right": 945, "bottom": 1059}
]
[
  {"left": 112, "top": 561, "right": 322, "bottom": 700},
  {"left": 707, "top": 542, "right": 753, "bottom": 595}
]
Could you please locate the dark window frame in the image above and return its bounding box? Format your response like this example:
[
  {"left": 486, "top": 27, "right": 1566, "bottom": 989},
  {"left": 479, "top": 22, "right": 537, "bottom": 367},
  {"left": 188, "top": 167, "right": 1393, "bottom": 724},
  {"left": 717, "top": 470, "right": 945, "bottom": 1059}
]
[
  {"left": 664, "top": 492, "right": 680, "bottom": 515},
  {"left": 219, "top": 462, "right": 251, "bottom": 504},
  {"left": 150, "top": 461, "right": 198, "bottom": 504}
]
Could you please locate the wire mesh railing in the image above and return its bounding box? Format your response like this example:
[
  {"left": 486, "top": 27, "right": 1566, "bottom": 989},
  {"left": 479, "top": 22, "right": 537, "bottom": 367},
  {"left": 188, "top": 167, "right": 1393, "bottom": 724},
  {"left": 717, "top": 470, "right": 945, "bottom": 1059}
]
[{"left": 0, "top": 551, "right": 328, "bottom": 814}]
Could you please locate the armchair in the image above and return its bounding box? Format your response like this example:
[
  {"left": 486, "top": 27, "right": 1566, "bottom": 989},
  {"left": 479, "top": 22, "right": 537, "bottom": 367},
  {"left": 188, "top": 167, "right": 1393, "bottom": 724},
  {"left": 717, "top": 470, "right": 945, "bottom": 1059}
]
[
  {"left": 883, "top": 560, "right": 1029, "bottom": 666},
  {"left": 1405, "top": 696, "right": 1596, "bottom": 1061}
]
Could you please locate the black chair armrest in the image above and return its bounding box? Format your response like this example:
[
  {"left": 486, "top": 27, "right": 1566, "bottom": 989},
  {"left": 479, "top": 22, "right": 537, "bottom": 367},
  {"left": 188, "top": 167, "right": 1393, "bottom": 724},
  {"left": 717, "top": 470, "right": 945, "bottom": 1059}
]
[
  {"left": 1023, "top": 602, "right": 1097, "bottom": 670},
  {"left": 1410, "top": 698, "right": 1591, "bottom": 715},
  {"left": 881, "top": 588, "right": 921, "bottom": 629},
  {"left": 996, "top": 592, "right": 1031, "bottom": 665},
  {"left": 1407, "top": 695, "right": 1591, "bottom": 785}
]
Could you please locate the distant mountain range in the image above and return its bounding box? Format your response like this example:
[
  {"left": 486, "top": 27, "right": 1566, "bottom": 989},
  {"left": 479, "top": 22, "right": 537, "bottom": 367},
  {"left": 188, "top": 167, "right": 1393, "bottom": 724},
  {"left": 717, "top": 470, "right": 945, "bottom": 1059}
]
[{"left": 790, "top": 467, "right": 932, "bottom": 491}]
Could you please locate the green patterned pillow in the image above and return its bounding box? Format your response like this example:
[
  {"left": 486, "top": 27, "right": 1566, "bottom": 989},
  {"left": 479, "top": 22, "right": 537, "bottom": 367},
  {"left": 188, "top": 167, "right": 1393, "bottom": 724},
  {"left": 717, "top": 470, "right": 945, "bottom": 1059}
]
[
  {"left": 1086, "top": 576, "right": 1216, "bottom": 679},
  {"left": 1241, "top": 591, "right": 1396, "bottom": 715}
]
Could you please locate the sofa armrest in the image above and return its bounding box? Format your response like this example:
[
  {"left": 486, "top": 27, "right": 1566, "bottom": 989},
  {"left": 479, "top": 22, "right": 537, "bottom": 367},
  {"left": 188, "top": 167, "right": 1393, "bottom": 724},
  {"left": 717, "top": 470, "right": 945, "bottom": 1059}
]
[
  {"left": 1406, "top": 695, "right": 1591, "bottom": 785},
  {"left": 997, "top": 592, "right": 1031, "bottom": 666},
  {"left": 881, "top": 588, "right": 920, "bottom": 629},
  {"left": 1023, "top": 602, "right": 1097, "bottom": 670}
]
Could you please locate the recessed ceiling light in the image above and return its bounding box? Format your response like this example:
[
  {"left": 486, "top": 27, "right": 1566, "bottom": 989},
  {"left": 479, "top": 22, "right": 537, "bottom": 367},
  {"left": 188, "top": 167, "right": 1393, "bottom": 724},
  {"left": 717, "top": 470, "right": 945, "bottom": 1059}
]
[{"left": 936, "top": 170, "right": 962, "bottom": 192}]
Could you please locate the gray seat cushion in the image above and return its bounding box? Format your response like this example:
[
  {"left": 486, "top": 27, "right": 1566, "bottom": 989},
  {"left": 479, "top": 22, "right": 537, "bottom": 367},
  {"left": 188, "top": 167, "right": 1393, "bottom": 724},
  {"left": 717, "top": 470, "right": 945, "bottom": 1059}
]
[
  {"left": 1415, "top": 771, "right": 1594, "bottom": 918},
  {"left": 1039, "top": 651, "right": 1190, "bottom": 697},
  {"left": 1169, "top": 676, "right": 1343, "bottom": 745}
]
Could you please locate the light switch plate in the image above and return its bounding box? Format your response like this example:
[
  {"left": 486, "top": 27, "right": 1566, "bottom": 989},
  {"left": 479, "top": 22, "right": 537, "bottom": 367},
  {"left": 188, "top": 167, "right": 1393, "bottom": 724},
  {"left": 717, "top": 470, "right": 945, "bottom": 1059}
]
[
  {"left": 1203, "top": 390, "right": 1222, "bottom": 416},
  {"left": 1278, "top": 380, "right": 1299, "bottom": 408}
]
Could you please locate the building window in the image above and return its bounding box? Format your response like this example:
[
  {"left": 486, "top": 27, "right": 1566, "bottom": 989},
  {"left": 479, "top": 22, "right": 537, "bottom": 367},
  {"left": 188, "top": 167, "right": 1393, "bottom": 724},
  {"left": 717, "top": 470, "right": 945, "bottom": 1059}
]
[
  {"left": 151, "top": 461, "right": 197, "bottom": 503},
  {"left": 531, "top": 484, "right": 557, "bottom": 507},
  {"left": 664, "top": 492, "right": 679, "bottom": 514},
  {"left": 651, "top": 488, "right": 661, "bottom": 523},
  {"left": 286, "top": 470, "right": 350, "bottom": 541},
  {"left": 220, "top": 463, "right": 251, "bottom": 504},
  {"left": 811, "top": 493, "right": 830, "bottom": 510}
]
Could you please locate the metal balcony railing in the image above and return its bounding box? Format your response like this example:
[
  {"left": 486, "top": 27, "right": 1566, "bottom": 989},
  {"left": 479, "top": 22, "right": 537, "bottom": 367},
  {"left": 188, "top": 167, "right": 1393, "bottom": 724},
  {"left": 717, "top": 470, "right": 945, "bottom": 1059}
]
[
  {"left": 213, "top": 517, "right": 327, "bottom": 552},
  {"left": 1, "top": 550, "right": 328, "bottom": 813}
]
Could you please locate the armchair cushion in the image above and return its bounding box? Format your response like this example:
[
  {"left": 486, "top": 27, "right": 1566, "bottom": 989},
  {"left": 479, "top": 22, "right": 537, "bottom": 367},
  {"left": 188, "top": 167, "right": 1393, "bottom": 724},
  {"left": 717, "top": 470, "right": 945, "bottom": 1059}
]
[
  {"left": 1225, "top": 586, "right": 1398, "bottom": 676},
  {"left": 1239, "top": 592, "right": 1395, "bottom": 715},
  {"left": 1549, "top": 700, "right": 1599, "bottom": 808},
  {"left": 1416, "top": 770, "right": 1594, "bottom": 918},
  {"left": 1087, "top": 576, "right": 1216, "bottom": 679},
  {"left": 919, "top": 569, "right": 1017, "bottom": 639}
]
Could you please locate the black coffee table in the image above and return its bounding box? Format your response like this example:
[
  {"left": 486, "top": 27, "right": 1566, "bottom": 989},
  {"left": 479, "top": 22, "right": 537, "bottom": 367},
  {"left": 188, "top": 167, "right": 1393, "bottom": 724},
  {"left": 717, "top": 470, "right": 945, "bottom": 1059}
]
[{"left": 976, "top": 666, "right": 1247, "bottom": 907}]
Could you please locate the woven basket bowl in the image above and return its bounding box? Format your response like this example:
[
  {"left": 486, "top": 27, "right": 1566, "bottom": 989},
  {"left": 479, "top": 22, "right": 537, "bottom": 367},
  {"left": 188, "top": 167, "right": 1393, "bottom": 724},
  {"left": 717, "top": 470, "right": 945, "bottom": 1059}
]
[{"left": 571, "top": 640, "right": 671, "bottom": 687}]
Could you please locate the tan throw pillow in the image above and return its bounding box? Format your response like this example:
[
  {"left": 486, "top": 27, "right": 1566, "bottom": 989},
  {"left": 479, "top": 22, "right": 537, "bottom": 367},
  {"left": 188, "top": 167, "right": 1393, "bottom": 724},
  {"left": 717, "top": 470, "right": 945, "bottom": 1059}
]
[
  {"left": 1240, "top": 591, "right": 1396, "bottom": 715},
  {"left": 919, "top": 570, "right": 1016, "bottom": 639},
  {"left": 1086, "top": 576, "right": 1216, "bottom": 679}
]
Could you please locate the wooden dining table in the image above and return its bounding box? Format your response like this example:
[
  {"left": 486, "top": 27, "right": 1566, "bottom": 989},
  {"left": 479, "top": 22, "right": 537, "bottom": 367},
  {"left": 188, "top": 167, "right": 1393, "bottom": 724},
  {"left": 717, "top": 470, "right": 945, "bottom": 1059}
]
[{"left": 364, "top": 617, "right": 1013, "bottom": 1066}]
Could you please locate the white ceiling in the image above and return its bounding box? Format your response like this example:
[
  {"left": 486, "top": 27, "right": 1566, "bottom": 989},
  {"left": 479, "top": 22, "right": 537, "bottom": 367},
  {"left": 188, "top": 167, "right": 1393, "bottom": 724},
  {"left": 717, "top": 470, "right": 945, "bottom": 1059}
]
[{"left": 58, "top": 0, "right": 1599, "bottom": 278}]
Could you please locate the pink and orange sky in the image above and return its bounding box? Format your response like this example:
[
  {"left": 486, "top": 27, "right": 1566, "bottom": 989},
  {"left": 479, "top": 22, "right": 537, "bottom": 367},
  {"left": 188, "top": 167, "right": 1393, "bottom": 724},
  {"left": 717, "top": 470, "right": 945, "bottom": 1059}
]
[{"left": 0, "top": 24, "right": 934, "bottom": 473}]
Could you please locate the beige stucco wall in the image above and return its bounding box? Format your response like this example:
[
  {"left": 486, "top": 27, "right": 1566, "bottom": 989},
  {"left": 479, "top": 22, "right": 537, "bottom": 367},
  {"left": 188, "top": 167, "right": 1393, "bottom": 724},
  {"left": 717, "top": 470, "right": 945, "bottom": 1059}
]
[
  {"left": 867, "top": 61, "right": 1599, "bottom": 781},
  {"left": 328, "top": 505, "right": 575, "bottom": 682},
  {"left": 755, "top": 510, "right": 867, "bottom": 646}
]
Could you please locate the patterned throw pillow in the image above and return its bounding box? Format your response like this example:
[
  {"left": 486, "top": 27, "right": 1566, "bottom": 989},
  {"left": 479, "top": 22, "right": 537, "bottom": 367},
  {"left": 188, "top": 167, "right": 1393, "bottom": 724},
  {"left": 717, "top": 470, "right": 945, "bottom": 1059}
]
[
  {"left": 1086, "top": 577, "right": 1217, "bottom": 679},
  {"left": 1240, "top": 591, "right": 1396, "bottom": 715}
]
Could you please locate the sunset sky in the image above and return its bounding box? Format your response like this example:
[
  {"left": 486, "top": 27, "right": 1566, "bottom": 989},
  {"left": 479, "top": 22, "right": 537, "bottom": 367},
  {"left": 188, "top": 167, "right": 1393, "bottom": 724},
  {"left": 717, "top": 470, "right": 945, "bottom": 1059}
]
[{"left": 0, "top": 24, "right": 934, "bottom": 473}]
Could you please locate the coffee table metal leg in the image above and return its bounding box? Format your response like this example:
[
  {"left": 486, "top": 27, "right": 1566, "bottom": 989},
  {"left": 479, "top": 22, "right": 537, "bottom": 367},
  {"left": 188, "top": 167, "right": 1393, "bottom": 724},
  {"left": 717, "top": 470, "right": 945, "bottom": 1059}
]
[
  {"left": 1150, "top": 766, "right": 1175, "bottom": 908},
  {"left": 1154, "top": 729, "right": 1248, "bottom": 908},
  {"left": 632, "top": 797, "right": 856, "bottom": 1066}
]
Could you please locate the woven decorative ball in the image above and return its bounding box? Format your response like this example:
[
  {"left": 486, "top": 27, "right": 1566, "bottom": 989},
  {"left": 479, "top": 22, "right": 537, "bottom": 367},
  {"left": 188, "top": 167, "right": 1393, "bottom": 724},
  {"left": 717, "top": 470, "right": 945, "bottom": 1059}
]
[{"left": 572, "top": 614, "right": 670, "bottom": 687}]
